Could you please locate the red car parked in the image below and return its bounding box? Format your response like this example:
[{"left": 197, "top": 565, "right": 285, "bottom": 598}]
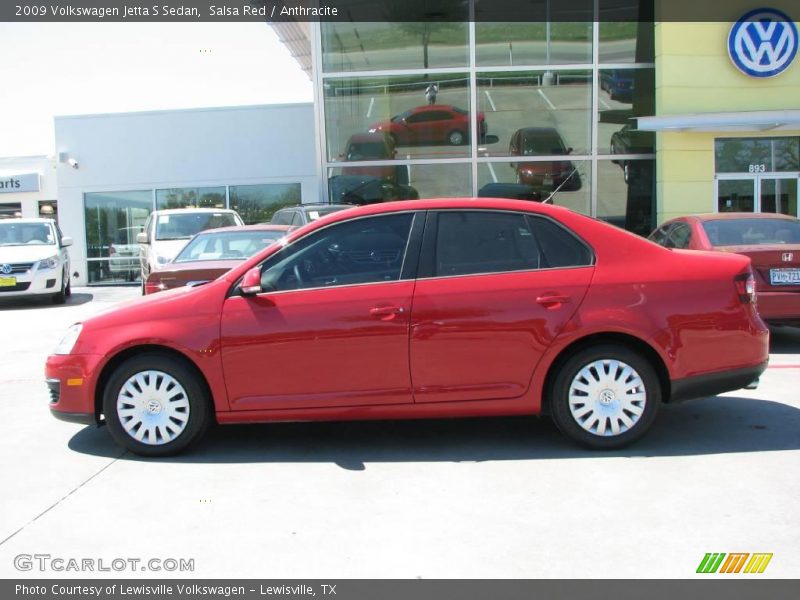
[
  {"left": 144, "top": 224, "right": 291, "bottom": 295},
  {"left": 369, "top": 105, "right": 486, "bottom": 146},
  {"left": 47, "top": 199, "right": 768, "bottom": 456},
  {"left": 650, "top": 212, "right": 800, "bottom": 325},
  {"left": 510, "top": 127, "right": 582, "bottom": 192}
]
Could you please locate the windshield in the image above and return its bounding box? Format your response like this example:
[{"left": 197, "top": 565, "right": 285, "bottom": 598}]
[
  {"left": 174, "top": 230, "right": 284, "bottom": 263},
  {"left": 390, "top": 110, "right": 412, "bottom": 123},
  {"left": 346, "top": 142, "right": 389, "bottom": 160},
  {"left": 703, "top": 218, "right": 800, "bottom": 246},
  {"left": 522, "top": 133, "right": 565, "bottom": 155},
  {"left": 155, "top": 212, "right": 239, "bottom": 241},
  {"left": 0, "top": 222, "right": 55, "bottom": 246}
]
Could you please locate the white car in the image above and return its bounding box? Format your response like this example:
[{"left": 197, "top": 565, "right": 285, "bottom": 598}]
[
  {"left": 137, "top": 208, "right": 243, "bottom": 289},
  {"left": 0, "top": 218, "right": 73, "bottom": 303}
]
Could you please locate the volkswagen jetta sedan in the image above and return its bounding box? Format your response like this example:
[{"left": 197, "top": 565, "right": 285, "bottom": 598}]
[{"left": 47, "top": 199, "right": 769, "bottom": 456}]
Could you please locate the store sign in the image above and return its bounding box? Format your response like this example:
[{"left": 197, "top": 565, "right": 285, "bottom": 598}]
[
  {"left": 0, "top": 173, "right": 40, "bottom": 193},
  {"left": 728, "top": 8, "right": 798, "bottom": 78}
]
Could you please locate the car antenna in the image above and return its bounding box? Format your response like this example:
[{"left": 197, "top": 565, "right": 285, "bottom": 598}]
[{"left": 542, "top": 166, "right": 581, "bottom": 204}]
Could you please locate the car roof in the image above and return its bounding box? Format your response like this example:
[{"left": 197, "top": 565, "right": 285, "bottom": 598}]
[
  {"left": 410, "top": 104, "right": 458, "bottom": 112},
  {"left": 194, "top": 224, "right": 292, "bottom": 235},
  {"left": 152, "top": 208, "right": 238, "bottom": 215},
  {"left": 516, "top": 126, "right": 560, "bottom": 137},
  {"left": 0, "top": 217, "right": 56, "bottom": 224},
  {"left": 346, "top": 132, "right": 391, "bottom": 143},
  {"left": 683, "top": 212, "right": 798, "bottom": 222}
]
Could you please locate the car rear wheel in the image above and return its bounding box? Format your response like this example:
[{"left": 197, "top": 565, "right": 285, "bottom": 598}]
[
  {"left": 103, "top": 353, "right": 211, "bottom": 456},
  {"left": 550, "top": 345, "right": 660, "bottom": 449},
  {"left": 447, "top": 130, "right": 465, "bottom": 145}
]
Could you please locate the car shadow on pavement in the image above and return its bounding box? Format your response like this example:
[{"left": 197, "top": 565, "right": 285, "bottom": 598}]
[
  {"left": 769, "top": 325, "right": 800, "bottom": 354},
  {"left": 0, "top": 292, "right": 93, "bottom": 309},
  {"left": 67, "top": 395, "right": 800, "bottom": 468}
]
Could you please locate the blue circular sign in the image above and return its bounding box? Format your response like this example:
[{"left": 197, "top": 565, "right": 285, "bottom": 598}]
[{"left": 728, "top": 8, "right": 798, "bottom": 78}]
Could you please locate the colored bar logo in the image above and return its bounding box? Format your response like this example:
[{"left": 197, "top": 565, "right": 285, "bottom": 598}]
[{"left": 697, "top": 553, "right": 773, "bottom": 574}]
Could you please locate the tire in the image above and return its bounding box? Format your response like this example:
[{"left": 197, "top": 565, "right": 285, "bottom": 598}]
[
  {"left": 447, "top": 130, "right": 465, "bottom": 146},
  {"left": 549, "top": 344, "right": 660, "bottom": 449},
  {"left": 103, "top": 353, "right": 212, "bottom": 457},
  {"left": 64, "top": 276, "right": 72, "bottom": 297}
]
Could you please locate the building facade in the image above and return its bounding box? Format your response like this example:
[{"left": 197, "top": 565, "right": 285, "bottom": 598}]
[
  {"left": 53, "top": 103, "right": 318, "bottom": 286},
  {"left": 0, "top": 155, "right": 58, "bottom": 220},
  {"left": 272, "top": 1, "right": 799, "bottom": 232}
]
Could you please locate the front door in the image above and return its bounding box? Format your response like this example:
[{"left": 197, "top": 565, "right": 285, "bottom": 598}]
[
  {"left": 220, "top": 212, "right": 419, "bottom": 411},
  {"left": 716, "top": 175, "right": 799, "bottom": 216}
]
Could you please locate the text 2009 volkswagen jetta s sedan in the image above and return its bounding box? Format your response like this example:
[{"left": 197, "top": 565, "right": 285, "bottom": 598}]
[{"left": 47, "top": 199, "right": 769, "bottom": 456}]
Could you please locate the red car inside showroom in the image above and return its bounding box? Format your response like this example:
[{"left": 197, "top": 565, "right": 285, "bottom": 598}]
[{"left": 47, "top": 199, "right": 769, "bottom": 457}]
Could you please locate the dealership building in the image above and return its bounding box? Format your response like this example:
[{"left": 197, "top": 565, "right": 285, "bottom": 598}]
[{"left": 1, "top": 0, "right": 798, "bottom": 286}]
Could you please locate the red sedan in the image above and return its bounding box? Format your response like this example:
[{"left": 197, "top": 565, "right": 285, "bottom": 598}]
[
  {"left": 144, "top": 224, "right": 291, "bottom": 295},
  {"left": 47, "top": 199, "right": 768, "bottom": 456},
  {"left": 650, "top": 213, "right": 800, "bottom": 325},
  {"left": 369, "top": 105, "right": 486, "bottom": 146}
]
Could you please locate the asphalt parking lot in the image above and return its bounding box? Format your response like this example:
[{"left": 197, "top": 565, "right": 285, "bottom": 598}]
[{"left": 0, "top": 287, "right": 798, "bottom": 578}]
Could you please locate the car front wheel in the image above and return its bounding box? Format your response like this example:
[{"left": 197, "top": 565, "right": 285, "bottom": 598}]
[
  {"left": 550, "top": 345, "right": 660, "bottom": 449},
  {"left": 103, "top": 353, "right": 211, "bottom": 456}
]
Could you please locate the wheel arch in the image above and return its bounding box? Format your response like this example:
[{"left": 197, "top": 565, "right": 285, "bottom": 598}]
[
  {"left": 93, "top": 344, "right": 215, "bottom": 423},
  {"left": 540, "top": 332, "right": 671, "bottom": 414}
]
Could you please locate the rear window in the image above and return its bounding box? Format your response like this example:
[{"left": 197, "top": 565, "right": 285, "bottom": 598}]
[
  {"left": 155, "top": 212, "right": 239, "bottom": 240},
  {"left": 702, "top": 218, "right": 800, "bottom": 246}
]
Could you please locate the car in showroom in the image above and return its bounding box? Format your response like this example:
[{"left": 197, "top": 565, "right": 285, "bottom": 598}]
[
  {"left": 0, "top": 218, "right": 72, "bottom": 303},
  {"left": 137, "top": 208, "right": 243, "bottom": 288},
  {"left": 369, "top": 104, "right": 487, "bottom": 147},
  {"left": 47, "top": 198, "right": 768, "bottom": 457},
  {"left": 144, "top": 224, "right": 291, "bottom": 294},
  {"left": 270, "top": 203, "right": 354, "bottom": 227},
  {"left": 509, "top": 127, "right": 582, "bottom": 192},
  {"left": 109, "top": 226, "right": 143, "bottom": 281},
  {"left": 649, "top": 212, "right": 800, "bottom": 325}
]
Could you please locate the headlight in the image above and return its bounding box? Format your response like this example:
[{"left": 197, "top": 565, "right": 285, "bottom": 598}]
[
  {"left": 156, "top": 255, "right": 171, "bottom": 265},
  {"left": 53, "top": 324, "right": 82, "bottom": 355},
  {"left": 37, "top": 255, "right": 60, "bottom": 270},
  {"left": 368, "top": 127, "right": 378, "bottom": 133}
]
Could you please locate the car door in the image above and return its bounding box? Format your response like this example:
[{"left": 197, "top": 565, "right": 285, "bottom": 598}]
[
  {"left": 409, "top": 210, "right": 594, "bottom": 403},
  {"left": 220, "top": 211, "right": 423, "bottom": 411}
]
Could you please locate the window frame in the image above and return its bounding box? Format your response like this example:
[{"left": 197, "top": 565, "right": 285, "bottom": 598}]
[{"left": 416, "top": 209, "right": 594, "bottom": 280}]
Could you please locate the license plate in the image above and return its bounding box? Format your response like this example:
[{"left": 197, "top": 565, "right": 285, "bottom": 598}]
[
  {"left": 770, "top": 268, "right": 800, "bottom": 285},
  {"left": 0, "top": 276, "right": 17, "bottom": 287}
]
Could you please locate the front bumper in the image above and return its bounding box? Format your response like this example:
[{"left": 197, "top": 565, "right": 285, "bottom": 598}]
[
  {"left": 0, "top": 267, "right": 62, "bottom": 297},
  {"left": 669, "top": 361, "right": 768, "bottom": 403},
  {"left": 46, "top": 353, "right": 104, "bottom": 425}
]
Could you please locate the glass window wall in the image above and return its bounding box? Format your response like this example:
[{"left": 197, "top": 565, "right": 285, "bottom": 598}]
[{"left": 229, "top": 183, "right": 302, "bottom": 224}]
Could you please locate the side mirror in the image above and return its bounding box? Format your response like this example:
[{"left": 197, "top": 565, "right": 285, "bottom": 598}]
[
  {"left": 136, "top": 232, "right": 149, "bottom": 244},
  {"left": 61, "top": 236, "right": 73, "bottom": 247},
  {"left": 566, "top": 147, "right": 573, "bottom": 155},
  {"left": 240, "top": 267, "right": 262, "bottom": 296}
]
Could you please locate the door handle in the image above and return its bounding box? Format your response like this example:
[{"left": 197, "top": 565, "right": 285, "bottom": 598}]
[
  {"left": 536, "top": 295, "right": 570, "bottom": 307},
  {"left": 370, "top": 306, "right": 405, "bottom": 319}
]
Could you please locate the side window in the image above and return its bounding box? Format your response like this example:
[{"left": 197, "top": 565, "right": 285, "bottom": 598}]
[
  {"left": 527, "top": 217, "right": 593, "bottom": 268},
  {"left": 665, "top": 223, "right": 691, "bottom": 249},
  {"left": 649, "top": 224, "right": 673, "bottom": 246},
  {"left": 271, "top": 211, "right": 292, "bottom": 226},
  {"left": 433, "top": 211, "right": 540, "bottom": 277},
  {"left": 260, "top": 213, "right": 414, "bottom": 291}
]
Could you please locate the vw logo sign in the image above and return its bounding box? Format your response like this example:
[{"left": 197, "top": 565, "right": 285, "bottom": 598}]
[
  {"left": 0, "top": 264, "right": 12, "bottom": 275},
  {"left": 728, "top": 8, "right": 798, "bottom": 78}
]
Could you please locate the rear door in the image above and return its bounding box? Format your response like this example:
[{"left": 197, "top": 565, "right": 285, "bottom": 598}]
[{"left": 409, "top": 210, "right": 594, "bottom": 403}]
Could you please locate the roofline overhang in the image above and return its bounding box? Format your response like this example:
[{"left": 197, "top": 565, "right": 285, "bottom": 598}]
[{"left": 636, "top": 110, "right": 800, "bottom": 133}]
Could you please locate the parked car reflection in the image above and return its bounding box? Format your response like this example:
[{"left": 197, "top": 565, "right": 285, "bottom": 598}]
[
  {"left": 509, "top": 127, "right": 581, "bottom": 192},
  {"left": 369, "top": 104, "right": 486, "bottom": 147}
]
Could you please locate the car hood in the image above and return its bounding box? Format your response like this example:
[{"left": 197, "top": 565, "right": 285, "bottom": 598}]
[
  {"left": 150, "top": 239, "right": 192, "bottom": 266},
  {"left": 0, "top": 245, "right": 61, "bottom": 263}
]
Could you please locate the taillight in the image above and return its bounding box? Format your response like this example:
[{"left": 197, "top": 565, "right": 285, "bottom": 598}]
[
  {"left": 144, "top": 280, "right": 166, "bottom": 295},
  {"left": 734, "top": 272, "right": 756, "bottom": 304}
]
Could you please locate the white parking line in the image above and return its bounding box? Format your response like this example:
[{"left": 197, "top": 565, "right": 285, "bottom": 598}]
[
  {"left": 484, "top": 90, "right": 497, "bottom": 112},
  {"left": 366, "top": 97, "right": 375, "bottom": 119},
  {"left": 599, "top": 97, "right": 611, "bottom": 110},
  {"left": 487, "top": 162, "right": 498, "bottom": 183},
  {"left": 537, "top": 88, "right": 556, "bottom": 110}
]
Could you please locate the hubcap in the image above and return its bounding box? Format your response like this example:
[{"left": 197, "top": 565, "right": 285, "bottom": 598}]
[
  {"left": 568, "top": 359, "right": 646, "bottom": 437},
  {"left": 116, "top": 370, "right": 190, "bottom": 445}
]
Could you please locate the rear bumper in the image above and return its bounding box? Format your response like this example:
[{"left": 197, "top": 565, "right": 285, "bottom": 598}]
[
  {"left": 669, "top": 361, "right": 768, "bottom": 403},
  {"left": 756, "top": 290, "right": 800, "bottom": 324}
]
